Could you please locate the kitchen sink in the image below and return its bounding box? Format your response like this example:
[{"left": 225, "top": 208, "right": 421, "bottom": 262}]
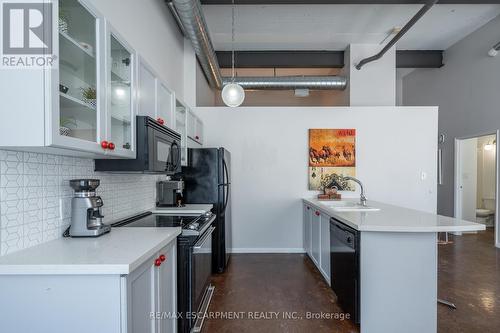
[{"left": 319, "top": 201, "right": 381, "bottom": 212}]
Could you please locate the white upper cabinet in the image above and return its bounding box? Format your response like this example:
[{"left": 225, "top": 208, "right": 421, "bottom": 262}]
[
  {"left": 105, "top": 23, "right": 136, "bottom": 158},
  {"left": 137, "top": 57, "right": 176, "bottom": 131},
  {"left": 137, "top": 59, "right": 157, "bottom": 120},
  {"left": 53, "top": 0, "right": 106, "bottom": 154},
  {"left": 187, "top": 109, "right": 203, "bottom": 145},
  {"left": 175, "top": 99, "right": 188, "bottom": 166},
  {"left": 157, "top": 82, "right": 175, "bottom": 129},
  {"left": 0, "top": 0, "right": 136, "bottom": 158}
]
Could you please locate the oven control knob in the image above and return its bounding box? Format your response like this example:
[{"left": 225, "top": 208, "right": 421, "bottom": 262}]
[
  {"left": 347, "top": 237, "right": 352, "bottom": 243},
  {"left": 189, "top": 224, "right": 197, "bottom": 230}
]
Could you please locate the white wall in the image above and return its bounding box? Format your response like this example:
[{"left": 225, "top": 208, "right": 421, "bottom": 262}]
[
  {"left": 342, "top": 44, "right": 396, "bottom": 106},
  {"left": 403, "top": 15, "right": 500, "bottom": 219},
  {"left": 195, "top": 107, "right": 438, "bottom": 252},
  {"left": 457, "top": 138, "right": 478, "bottom": 222},
  {"left": 0, "top": 150, "right": 163, "bottom": 256},
  {"left": 87, "top": 0, "right": 185, "bottom": 100}
]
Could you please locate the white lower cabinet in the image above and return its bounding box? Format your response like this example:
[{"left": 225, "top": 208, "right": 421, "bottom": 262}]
[
  {"left": 311, "top": 208, "right": 321, "bottom": 266},
  {"left": 0, "top": 240, "right": 177, "bottom": 333},
  {"left": 303, "top": 205, "right": 312, "bottom": 258},
  {"left": 303, "top": 203, "right": 331, "bottom": 285},
  {"left": 126, "top": 241, "right": 177, "bottom": 333},
  {"left": 319, "top": 212, "right": 331, "bottom": 285}
]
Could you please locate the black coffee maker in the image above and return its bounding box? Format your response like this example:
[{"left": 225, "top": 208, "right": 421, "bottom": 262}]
[{"left": 156, "top": 178, "right": 185, "bottom": 207}]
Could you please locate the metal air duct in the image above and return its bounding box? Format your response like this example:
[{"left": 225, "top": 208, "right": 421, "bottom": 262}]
[
  {"left": 169, "top": 0, "right": 347, "bottom": 91},
  {"left": 225, "top": 76, "right": 347, "bottom": 90}
]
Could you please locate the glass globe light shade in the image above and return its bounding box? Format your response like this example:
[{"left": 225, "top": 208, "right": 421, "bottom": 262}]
[{"left": 221, "top": 83, "right": 245, "bottom": 107}]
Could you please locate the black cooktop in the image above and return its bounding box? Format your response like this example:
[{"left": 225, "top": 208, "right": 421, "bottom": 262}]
[{"left": 112, "top": 213, "right": 199, "bottom": 228}]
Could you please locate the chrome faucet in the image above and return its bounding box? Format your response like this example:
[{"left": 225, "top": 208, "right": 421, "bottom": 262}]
[{"left": 343, "top": 176, "right": 367, "bottom": 206}]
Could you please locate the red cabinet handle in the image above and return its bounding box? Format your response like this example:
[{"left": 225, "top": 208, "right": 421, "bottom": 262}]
[
  {"left": 154, "top": 258, "right": 162, "bottom": 267},
  {"left": 159, "top": 254, "right": 166, "bottom": 262},
  {"left": 108, "top": 142, "right": 115, "bottom": 150},
  {"left": 157, "top": 118, "right": 165, "bottom": 125},
  {"left": 101, "top": 141, "right": 109, "bottom": 149},
  {"left": 306, "top": 206, "right": 310, "bottom": 210},
  {"left": 315, "top": 211, "right": 320, "bottom": 216}
]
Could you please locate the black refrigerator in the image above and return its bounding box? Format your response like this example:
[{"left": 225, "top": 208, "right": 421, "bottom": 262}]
[{"left": 182, "top": 148, "right": 232, "bottom": 273}]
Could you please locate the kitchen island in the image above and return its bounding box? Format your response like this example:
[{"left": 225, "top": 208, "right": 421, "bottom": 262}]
[{"left": 303, "top": 198, "right": 485, "bottom": 333}]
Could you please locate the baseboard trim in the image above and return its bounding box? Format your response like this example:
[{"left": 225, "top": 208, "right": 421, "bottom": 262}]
[{"left": 229, "top": 248, "right": 306, "bottom": 254}]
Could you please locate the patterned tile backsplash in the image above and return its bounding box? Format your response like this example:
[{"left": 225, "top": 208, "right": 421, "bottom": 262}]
[{"left": 0, "top": 149, "right": 164, "bottom": 256}]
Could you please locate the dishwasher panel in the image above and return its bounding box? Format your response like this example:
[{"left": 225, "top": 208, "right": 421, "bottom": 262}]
[{"left": 330, "top": 218, "right": 360, "bottom": 324}]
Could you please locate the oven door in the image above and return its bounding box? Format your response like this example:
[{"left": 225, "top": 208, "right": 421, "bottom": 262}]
[
  {"left": 192, "top": 225, "right": 215, "bottom": 316},
  {"left": 151, "top": 129, "right": 181, "bottom": 174}
]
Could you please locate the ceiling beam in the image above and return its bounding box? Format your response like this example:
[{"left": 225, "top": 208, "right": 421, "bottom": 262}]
[
  {"left": 202, "top": 1, "right": 500, "bottom": 4},
  {"left": 396, "top": 50, "right": 443, "bottom": 68},
  {"left": 216, "top": 51, "right": 345, "bottom": 68},
  {"left": 216, "top": 50, "right": 444, "bottom": 68}
]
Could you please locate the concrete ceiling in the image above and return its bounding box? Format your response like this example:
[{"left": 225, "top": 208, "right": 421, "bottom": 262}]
[{"left": 203, "top": 4, "right": 500, "bottom": 50}]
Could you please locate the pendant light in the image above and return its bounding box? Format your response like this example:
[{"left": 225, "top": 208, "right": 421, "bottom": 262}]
[{"left": 221, "top": 0, "right": 245, "bottom": 107}]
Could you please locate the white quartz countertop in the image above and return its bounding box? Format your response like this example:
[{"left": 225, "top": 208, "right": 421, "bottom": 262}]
[
  {"left": 0, "top": 227, "right": 181, "bottom": 275},
  {"left": 303, "top": 198, "right": 486, "bottom": 233},
  {"left": 151, "top": 204, "right": 213, "bottom": 215}
]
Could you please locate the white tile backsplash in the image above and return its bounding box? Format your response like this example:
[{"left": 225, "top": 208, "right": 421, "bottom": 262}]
[{"left": 0, "top": 149, "right": 162, "bottom": 256}]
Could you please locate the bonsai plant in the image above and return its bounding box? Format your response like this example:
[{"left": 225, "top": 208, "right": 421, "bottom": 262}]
[
  {"left": 60, "top": 117, "right": 77, "bottom": 136},
  {"left": 81, "top": 87, "right": 97, "bottom": 109},
  {"left": 59, "top": 8, "right": 68, "bottom": 33}
]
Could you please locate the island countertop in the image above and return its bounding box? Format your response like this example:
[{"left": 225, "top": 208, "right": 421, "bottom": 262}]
[
  {"left": 303, "top": 198, "right": 485, "bottom": 233},
  {"left": 0, "top": 227, "right": 181, "bottom": 275}
]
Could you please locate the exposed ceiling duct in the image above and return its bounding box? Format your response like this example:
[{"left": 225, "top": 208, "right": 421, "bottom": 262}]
[
  {"left": 226, "top": 76, "right": 347, "bottom": 90},
  {"left": 168, "top": 0, "right": 347, "bottom": 91}
]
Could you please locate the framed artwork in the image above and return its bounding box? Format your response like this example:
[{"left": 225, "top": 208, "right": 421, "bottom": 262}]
[{"left": 308, "top": 129, "right": 356, "bottom": 191}]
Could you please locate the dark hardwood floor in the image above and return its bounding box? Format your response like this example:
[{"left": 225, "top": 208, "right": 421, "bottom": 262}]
[
  {"left": 202, "top": 229, "right": 499, "bottom": 333},
  {"left": 438, "top": 228, "right": 500, "bottom": 333}
]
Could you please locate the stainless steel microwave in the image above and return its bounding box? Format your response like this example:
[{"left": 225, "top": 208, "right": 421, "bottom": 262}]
[{"left": 95, "top": 116, "right": 181, "bottom": 174}]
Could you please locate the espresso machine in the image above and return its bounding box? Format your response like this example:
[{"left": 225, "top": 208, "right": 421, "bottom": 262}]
[
  {"left": 156, "top": 178, "right": 185, "bottom": 207},
  {"left": 68, "top": 179, "right": 111, "bottom": 237}
]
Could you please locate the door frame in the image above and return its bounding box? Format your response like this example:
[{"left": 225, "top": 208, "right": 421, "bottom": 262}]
[{"left": 454, "top": 130, "right": 499, "bottom": 248}]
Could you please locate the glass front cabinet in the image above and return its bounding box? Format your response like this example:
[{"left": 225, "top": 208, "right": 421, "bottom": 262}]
[
  {"left": 54, "top": 0, "right": 136, "bottom": 158},
  {"left": 0, "top": 0, "right": 136, "bottom": 158}
]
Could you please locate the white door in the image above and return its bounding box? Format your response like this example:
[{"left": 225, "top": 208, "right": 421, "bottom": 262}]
[
  {"left": 303, "top": 205, "right": 311, "bottom": 255},
  {"left": 456, "top": 138, "right": 478, "bottom": 222},
  {"left": 157, "top": 82, "right": 174, "bottom": 129},
  {"left": 127, "top": 258, "right": 156, "bottom": 333},
  {"left": 187, "top": 110, "right": 196, "bottom": 140},
  {"left": 138, "top": 59, "right": 157, "bottom": 119},
  {"left": 52, "top": 0, "right": 106, "bottom": 154},
  {"left": 157, "top": 242, "right": 177, "bottom": 333},
  {"left": 320, "top": 212, "right": 331, "bottom": 284},
  {"left": 105, "top": 24, "right": 136, "bottom": 158},
  {"left": 195, "top": 118, "right": 203, "bottom": 144},
  {"left": 311, "top": 209, "right": 321, "bottom": 266}
]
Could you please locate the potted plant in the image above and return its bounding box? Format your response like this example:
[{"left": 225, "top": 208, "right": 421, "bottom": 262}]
[
  {"left": 59, "top": 8, "right": 68, "bottom": 34},
  {"left": 81, "top": 87, "right": 97, "bottom": 109},
  {"left": 60, "top": 117, "right": 77, "bottom": 136}
]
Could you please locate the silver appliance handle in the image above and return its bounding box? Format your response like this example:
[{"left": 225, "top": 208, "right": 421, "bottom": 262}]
[
  {"left": 196, "top": 215, "right": 216, "bottom": 236},
  {"left": 158, "top": 182, "right": 164, "bottom": 203},
  {"left": 194, "top": 226, "right": 215, "bottom": 249}
]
